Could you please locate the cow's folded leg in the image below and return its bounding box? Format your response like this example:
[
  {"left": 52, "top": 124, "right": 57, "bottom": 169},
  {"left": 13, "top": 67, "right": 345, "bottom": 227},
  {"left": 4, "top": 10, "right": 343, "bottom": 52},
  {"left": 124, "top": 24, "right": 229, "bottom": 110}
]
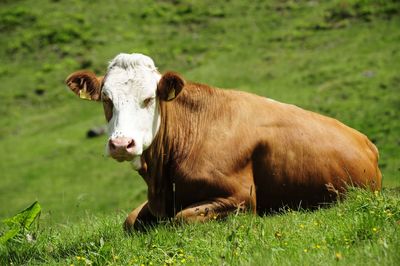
[
  {"left": 175, "top": 197, "right": 253, "bottom": 223},
  {"left": 124, "top": 201, "right": 158, "bottom": 232}
]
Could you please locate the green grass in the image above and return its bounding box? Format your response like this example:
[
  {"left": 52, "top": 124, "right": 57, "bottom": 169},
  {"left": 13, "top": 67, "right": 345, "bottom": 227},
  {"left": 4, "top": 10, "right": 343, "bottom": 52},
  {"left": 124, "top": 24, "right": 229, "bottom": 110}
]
[
  {"left": 0, "top": 0, "right": 399, "bottom": 264},
  {"left": 1, "top": 189, "right": 399, "bottom": 265}
]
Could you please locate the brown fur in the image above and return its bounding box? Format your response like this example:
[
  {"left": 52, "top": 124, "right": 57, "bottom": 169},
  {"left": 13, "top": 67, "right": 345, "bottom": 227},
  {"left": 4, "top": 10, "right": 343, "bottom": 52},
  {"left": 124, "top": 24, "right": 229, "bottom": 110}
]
[
  {"left": 124, "top": 73, "right": 382, "bottom": 231},
  {"left": 65, "top": 70, "right": 103, "bottom": 101},
  {"left": 65, "top": 70, "right": 381, "bottom": 231},
  {"left": 65, "top": 71, "right": 112, "bottom": 121},
  {"left": 157, "top": 71, "right": 185, "bottom": 101}
]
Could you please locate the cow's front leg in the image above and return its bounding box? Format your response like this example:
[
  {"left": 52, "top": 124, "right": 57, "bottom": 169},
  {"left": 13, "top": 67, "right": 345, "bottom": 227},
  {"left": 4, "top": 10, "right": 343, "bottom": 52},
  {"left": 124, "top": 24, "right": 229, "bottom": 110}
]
[
  {"left": 124, "top": 201, "right": 158, "bottom": 232},
  {"left": 175, "top": 197, "right": 255, "bottom": 223}
]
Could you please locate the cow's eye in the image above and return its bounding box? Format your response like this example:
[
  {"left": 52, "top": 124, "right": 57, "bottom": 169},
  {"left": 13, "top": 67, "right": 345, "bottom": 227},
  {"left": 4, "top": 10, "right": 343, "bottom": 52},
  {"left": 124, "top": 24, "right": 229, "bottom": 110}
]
[
  {"left": 103, "top": 97, "right": 113, "bottom": 122},
  {"left": 143, "top": 97, "right": 154, "bottom": 107}
]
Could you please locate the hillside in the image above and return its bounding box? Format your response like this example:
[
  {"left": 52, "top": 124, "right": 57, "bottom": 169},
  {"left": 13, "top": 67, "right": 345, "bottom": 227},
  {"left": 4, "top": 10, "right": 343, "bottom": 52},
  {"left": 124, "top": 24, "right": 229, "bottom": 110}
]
[{"left": 0, "top": 0, "right": 399, "bottom": 264}]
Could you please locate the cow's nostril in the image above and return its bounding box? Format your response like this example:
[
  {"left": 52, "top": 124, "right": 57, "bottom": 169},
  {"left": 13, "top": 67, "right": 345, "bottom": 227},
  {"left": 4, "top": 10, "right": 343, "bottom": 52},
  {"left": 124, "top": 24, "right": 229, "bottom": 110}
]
[
  {"left": 127, "top": 139, "right": 135, "bottom": 150},
  {"left": 109, "top": 140, "right": 116, "bottom": 150}
]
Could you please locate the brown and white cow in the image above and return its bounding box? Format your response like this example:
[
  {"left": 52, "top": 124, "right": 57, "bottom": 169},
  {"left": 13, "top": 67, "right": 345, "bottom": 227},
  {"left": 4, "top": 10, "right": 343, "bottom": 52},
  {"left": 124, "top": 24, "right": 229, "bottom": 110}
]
[{"left": 66, "top": 53, "right": 382, "bottom": 231}]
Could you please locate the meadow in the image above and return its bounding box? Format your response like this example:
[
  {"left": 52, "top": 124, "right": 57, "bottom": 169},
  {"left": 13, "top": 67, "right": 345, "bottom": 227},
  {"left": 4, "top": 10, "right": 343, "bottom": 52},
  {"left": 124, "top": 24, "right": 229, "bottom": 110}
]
[{"left": 0, "top": 0, "right": 399, "bottom": 264}]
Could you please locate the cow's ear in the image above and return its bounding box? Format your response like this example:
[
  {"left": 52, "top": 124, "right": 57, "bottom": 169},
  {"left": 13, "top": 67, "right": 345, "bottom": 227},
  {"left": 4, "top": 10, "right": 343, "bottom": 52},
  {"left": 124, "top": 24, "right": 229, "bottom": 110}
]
[
  {"left": 157, "top": 71, "right": 185, "bottom": 101},
  {"left": 65, "top": 70, "right": 103, "bottom": 101}
]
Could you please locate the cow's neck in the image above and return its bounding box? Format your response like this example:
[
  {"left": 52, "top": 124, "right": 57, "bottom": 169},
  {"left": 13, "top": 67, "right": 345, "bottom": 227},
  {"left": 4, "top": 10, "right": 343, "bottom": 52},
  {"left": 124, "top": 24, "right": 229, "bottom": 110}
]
[{"left": 142, "top": 83, "right": 219, "bottom": 217}]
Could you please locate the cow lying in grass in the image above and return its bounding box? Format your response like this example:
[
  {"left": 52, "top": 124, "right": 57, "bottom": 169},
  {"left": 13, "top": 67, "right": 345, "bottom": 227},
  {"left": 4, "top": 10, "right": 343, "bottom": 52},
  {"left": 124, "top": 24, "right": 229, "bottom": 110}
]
[{"left": 66, "top": 53, "right": 381, "bottom": 231}]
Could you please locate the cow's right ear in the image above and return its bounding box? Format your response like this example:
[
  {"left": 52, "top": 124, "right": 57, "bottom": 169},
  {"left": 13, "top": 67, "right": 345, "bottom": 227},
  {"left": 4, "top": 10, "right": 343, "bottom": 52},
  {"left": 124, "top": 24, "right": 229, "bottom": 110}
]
[
  {"left": 65, "top": 70, "right": 103, "bottom": 101},
  {"left": 157, "top": 72, "right": 185, "bottom": 101}
]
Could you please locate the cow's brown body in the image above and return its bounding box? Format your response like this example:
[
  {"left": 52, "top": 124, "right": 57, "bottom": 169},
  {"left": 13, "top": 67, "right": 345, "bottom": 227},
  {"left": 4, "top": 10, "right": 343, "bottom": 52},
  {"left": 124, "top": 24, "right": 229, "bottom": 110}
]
[
  {"left": 65, "top": 58, "right": 381, "bottom": 231},
  {"left": 125, "top": 81, "right": 381, "bottom": 229}
]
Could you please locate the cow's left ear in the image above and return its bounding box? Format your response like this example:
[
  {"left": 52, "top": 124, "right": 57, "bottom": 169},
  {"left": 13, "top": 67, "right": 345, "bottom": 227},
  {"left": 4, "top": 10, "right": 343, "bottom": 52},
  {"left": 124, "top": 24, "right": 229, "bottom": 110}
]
[
  {"left": 65, "top": 70, "right": 103, "bottom": 101},
  {"left": 157, "top": 71, "right": 185, "bottom": 101}
]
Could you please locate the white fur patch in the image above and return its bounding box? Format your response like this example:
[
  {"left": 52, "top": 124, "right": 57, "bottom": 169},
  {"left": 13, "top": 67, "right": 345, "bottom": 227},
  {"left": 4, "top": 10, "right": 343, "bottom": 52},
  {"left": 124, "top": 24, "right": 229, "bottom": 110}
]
[
  {"left": 108, "top": 53, "right": 159, "bottom": 72},
  {"left": 131, "top": 156, "right": 143, "bottom": 170},
  {"left": 103, "top": 53, "right": 162, "bottom": 159}
]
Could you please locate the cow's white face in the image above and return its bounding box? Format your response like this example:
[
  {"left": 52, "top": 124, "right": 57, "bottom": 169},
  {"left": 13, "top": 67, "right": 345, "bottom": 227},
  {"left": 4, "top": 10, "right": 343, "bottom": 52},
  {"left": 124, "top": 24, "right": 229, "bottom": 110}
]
[
  {"left": 102, "top": 54, "right": 162, "bottom": 164},
  {"left": 65, "top": 53, "right": 184, "bottom": 170}
]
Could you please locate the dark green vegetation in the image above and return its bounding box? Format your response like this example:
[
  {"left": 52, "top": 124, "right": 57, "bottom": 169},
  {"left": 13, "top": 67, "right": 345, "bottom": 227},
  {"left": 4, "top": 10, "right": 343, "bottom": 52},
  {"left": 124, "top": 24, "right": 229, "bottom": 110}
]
[{"left": 0, "top": 0, "right": 399, "bottom": 264}]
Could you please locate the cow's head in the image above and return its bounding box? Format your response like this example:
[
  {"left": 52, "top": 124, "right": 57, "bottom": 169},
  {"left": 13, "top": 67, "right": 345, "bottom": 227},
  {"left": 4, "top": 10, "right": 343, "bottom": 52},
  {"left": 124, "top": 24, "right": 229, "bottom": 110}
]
[{"left": 65, "top": 53, "right": 184, "bottom": 168}]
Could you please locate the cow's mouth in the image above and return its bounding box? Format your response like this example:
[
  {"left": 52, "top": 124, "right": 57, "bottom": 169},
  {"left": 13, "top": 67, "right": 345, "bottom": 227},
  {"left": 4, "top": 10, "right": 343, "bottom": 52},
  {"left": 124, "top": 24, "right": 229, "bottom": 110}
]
[{"left": 112, "top": 155, "right": 135, "bottom": 162}]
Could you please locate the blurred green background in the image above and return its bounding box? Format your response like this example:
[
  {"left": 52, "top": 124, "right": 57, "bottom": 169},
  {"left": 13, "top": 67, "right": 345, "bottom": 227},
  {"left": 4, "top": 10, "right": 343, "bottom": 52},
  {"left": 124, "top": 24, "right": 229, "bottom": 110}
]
[{"left": 0, "top": 0, "right": 399, "bottom": 225}]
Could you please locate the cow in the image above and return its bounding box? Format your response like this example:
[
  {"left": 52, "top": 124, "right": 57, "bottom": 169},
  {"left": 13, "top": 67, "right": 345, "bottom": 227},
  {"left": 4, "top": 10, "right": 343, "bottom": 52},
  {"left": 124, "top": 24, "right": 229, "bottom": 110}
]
[{"left": 65, "top": 53, "right": 382, "bottom": 231}]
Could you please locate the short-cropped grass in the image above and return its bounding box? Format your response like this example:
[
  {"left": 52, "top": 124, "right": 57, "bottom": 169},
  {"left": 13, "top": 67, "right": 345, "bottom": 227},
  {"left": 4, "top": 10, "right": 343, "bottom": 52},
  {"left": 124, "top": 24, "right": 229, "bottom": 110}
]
[{"left": 1, "top": 188, "right": 399, "bottom": 265}]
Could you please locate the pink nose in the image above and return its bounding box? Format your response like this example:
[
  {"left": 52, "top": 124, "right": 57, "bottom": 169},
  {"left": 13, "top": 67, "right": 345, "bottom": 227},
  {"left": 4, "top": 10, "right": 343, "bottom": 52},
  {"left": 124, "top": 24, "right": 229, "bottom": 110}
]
[{"left": 108, "top": 137, "right": 135, "bottom": 161}]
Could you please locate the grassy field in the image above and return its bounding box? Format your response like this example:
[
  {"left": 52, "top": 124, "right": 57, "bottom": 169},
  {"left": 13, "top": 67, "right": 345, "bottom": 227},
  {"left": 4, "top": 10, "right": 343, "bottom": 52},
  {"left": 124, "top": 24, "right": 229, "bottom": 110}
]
[
  {"left": 1, "top": 189, "right": 400, "bottom": 265},
  {"left": 0, "top": 0, "right": 399, "bottom": 264}
]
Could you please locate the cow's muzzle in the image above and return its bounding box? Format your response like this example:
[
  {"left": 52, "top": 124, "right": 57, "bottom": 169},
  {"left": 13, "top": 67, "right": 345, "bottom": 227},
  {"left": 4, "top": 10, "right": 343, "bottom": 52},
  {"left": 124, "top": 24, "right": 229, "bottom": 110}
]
[{"left": 108, "top": 137, "right": 136, "bottom": 162}]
